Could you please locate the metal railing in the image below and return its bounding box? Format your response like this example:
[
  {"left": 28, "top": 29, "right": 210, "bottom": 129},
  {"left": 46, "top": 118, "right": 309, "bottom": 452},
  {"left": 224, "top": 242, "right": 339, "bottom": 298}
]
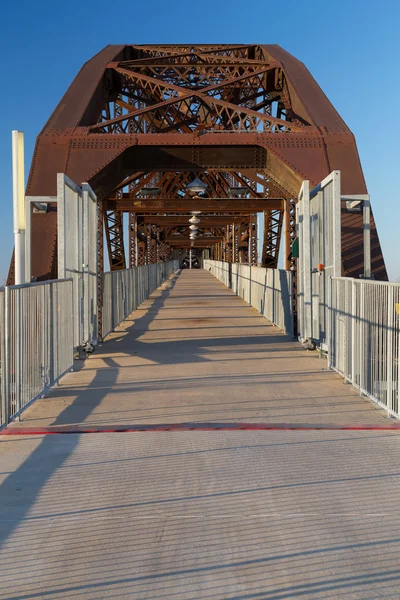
[
  {"left": 296, "top": 171, "right": 341, "bottom": 347},
  {"left": 56, "top": 175, "right": 98, "bottom": 350},
  {"left": 204, "top": 260, "right": 294, "bottom": 335},
  {"left": 102, "top": 261, "right": 179, "bottom": 338},
  {"left": 0, "top": 279, "right": 74, "bottom": 426},
  {"left": 203, "top": 260, "right": 230, "bottom": 287},
  {"left": 0, "top": 261, "right": 179, "bottom": 426},
  {"left": 329, "top": 277, "right": 400, "bottom": 417}
]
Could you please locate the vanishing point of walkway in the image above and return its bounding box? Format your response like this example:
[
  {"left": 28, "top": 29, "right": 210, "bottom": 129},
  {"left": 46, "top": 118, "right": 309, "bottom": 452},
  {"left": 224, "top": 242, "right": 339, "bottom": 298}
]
[{"left": 1, "top": 270, "right": 399, "bottom": 599}]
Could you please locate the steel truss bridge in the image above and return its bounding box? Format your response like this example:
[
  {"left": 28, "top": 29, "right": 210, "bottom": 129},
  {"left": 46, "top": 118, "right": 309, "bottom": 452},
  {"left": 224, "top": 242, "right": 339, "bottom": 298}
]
[
  {"left": 8, "top": 43, "right": 387, "bottom": 293},
  {"left": 2, "top": 45, "right": 399, "bottom": 600}
]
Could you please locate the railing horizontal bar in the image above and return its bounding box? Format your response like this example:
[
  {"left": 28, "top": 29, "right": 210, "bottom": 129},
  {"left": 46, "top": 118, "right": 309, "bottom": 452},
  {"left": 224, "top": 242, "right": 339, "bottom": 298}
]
[
  {"left": 203, "top": 260, "right": 293, "bottom": 336},
  {"left": 6, "top": 278, "right": 73, "bottom": 291}
]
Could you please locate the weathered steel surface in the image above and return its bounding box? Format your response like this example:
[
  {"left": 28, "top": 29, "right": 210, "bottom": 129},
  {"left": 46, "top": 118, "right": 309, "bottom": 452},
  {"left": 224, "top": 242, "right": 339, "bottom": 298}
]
[{"left": 8, "top": 44, "right": 386, "bottom": 282}]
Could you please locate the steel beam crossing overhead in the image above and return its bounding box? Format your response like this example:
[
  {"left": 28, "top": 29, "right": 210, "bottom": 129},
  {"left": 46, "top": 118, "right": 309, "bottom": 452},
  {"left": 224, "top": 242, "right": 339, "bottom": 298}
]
[{"left": 7, "top": 43, "right": 387, "bottom": 284}]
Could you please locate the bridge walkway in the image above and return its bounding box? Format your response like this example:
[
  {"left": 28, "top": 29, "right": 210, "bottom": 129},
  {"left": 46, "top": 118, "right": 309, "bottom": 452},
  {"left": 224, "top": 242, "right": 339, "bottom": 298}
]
[{"left": 0, "top": 270, "right": 399, "bottom": 599}]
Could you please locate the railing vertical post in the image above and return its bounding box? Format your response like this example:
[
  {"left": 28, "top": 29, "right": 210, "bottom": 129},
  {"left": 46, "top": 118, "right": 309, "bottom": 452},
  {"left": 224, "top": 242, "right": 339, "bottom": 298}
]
[
  {"left": 70, "top": 280, "right": 74, "bottom": 367},
  {"left": 302, "top": 181, "right": 312, "bottom": 339},
  {"left": 387, "top": 285, "right": 394, "bottom": 414},
  {"left": 41, "top": 284, "right": 46, "bottom": 392},
  {"left": 272, "top": 269, "right": 275, "bottom": 324},
  {"left": 397, "top": 296, "right": 400, "bottom": 417},
  {"left": 1, "top": 289, "right": 9, "bottom": 425},
  {"left": 49, "top": 282, "right": 55, "bottom": 383},
  {"left": 328, "top": 277, "right": 334, "bottom": 369},
  {"left": 359, "top": 282, "right": 365, "bottom": 394},
  {"left": 351, "top": 280, "right": 357, "bottom": 385},
  {"left": 15, "top": 288, "right": 21, "bottom": 416}
]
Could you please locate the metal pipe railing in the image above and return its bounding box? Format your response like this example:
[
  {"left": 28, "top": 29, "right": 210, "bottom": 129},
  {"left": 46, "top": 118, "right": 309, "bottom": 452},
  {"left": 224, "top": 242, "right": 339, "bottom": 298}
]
[
  {"left": 102, "top": 261, "right": 179, "bottom": 339},
  {"left": 204, "top": 260, "right": 294, "bottom": 335},
  {"left": 329, "top": 277, "right": 400, "bottom": 417},
  {"left": 0, "top": 279, "right": 74, "bottom": 426},
  {"left": 0, "top": 261, "right": 180, "bottom": 426}
]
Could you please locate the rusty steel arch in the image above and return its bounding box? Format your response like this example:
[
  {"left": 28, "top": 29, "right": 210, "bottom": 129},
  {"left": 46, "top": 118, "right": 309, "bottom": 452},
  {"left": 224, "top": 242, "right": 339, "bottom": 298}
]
[{"left": 10, "top": 43, "right": 387, "bottom": 283}]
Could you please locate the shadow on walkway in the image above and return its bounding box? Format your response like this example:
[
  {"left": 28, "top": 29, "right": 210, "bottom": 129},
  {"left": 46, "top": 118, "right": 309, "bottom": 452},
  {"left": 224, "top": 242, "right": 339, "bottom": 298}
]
[{"left": 0, "top": 272, "right": 181, "bottom": 551}]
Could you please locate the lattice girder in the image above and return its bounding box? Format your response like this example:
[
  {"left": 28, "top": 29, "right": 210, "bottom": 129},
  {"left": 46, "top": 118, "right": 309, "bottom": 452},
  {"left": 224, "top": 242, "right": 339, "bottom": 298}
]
[{"left": 11, "top": 43, "right": 386, "bottom": 284}]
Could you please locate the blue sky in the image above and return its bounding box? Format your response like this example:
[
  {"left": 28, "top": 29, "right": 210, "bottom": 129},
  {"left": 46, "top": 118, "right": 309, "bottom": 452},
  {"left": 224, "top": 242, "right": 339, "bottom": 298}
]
[{"left": 0, "top": 0, "right": 399, "bottom": 283}]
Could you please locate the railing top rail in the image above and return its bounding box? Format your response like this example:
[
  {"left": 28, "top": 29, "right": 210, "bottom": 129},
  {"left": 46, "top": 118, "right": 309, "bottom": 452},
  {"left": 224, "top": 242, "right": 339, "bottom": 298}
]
[
  {"left": 331, "top": 276, "right": 400, "bottom": 288},
  {"left": 252, "top": 265, "right": 292, "bottom": 274},
  {"left": 205, "top": 260, "right": 292, "bottom": 275},
  {"left": 309, "top": 170, "right": 340, "bottom": 199},
  {"left": 104, "top": 260, "right": 176, "bottom": 277},
  {"left": 6, "top": 277, "right": 73, "bottom": 291}
]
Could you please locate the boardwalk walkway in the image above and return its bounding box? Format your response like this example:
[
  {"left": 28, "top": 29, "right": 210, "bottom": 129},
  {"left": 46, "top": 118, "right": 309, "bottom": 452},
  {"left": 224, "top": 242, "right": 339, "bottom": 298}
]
[{"left": 1, "top": 270, "right": 399, "bottom": 599}]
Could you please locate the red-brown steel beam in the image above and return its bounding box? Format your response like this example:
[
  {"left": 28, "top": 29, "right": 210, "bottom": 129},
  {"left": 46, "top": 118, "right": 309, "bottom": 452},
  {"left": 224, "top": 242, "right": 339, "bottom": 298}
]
[
  {"left": 8, "top": 43, "right": 386, "bottom": 283},
  {"left": 144, "top": 216, "right": 248, "bottom": 225},
  {"left": 104, "top": 198, "right": 284, "bottom": 212},
  {"left": 104, "top": 210, "right": 126, "bottom": 270}
]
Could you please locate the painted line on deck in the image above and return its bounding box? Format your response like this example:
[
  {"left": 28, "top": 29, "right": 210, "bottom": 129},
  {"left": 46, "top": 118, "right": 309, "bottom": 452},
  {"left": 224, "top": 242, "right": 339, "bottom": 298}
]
[{"left": 1, "top": 422, "right": 400, "bottom": 435}]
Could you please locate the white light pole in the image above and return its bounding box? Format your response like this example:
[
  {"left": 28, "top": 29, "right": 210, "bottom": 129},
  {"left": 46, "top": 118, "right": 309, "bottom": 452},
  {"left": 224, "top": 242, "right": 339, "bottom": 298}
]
[{"left": 12, "top": 131, "right": 26, "bottom": 284}]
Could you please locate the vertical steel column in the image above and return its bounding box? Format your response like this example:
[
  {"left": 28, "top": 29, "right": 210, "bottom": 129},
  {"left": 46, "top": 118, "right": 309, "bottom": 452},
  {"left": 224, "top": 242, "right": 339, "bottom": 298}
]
[
  {"left": 97, "top": 203, "right": 104, "bottom": 340},
  {"left": 104, "top": 210, "right": 126, "bottom": 270},
  {"left": 82, "top": 183, "right": 98, "bottom": 347},
  {"left": 129, "top": 212, "right": 137, "bottom": 268},
  {"left": 25, "top": 198, "right": 32, "bottom": 283},
  {"left": 156, "top": 227, "right": 160, "bottom": 263},
  {"left": 248, "top": 217, "right": 253, "bottom": 265},
  {"left": 226, "top": 225, "right": 232, "bottom": 263},
  {"left": 262, "top": 211, "right": 268, "bottom": 266},
  {"left": 363, "top": 198, "right": 371, "bottom": 278},
  {"left": 328, "top": 171, "right": 342, "bottom": 351},
  {"left": 299, "top": 180, "right": 312, "bottom": 340},
  {"left": 147, "top": 226, "right": 151, "bottom": 265},
  {"left": 234, "top": 224, "right": 239, "bottom": 262},
  {"left": 332, "top": 171, "right": 342, "bottom": 277},
  {"left": 252, "top": 216, "right": 258, "bottom": 265},
  {"left": 12, "top": 131, "right": 26, "bottom": 284},
  {"left": 284, "top": 198, "right": 291, "bottom": 270}
]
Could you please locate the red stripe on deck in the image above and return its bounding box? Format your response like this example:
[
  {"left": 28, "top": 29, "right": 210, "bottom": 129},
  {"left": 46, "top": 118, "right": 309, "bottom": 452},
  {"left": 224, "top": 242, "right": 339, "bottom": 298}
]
[{"left": 1, "top": 422, "right": 400, "bottom": 435}]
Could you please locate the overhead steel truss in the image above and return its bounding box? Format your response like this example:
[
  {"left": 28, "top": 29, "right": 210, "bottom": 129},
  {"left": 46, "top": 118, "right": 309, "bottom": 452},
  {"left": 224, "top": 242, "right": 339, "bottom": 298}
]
[{"left": 8, "top": 43, "right": 387, "bottom": 285}]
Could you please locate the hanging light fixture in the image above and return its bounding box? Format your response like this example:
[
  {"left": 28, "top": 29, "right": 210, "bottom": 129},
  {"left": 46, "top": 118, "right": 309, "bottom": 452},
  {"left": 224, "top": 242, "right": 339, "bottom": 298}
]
[
  {"left": 186, "top": 177, "right": 207, "bottom": 197},
  {"left": 188, "top": 208, "right": 200, "bottom": 245}
]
